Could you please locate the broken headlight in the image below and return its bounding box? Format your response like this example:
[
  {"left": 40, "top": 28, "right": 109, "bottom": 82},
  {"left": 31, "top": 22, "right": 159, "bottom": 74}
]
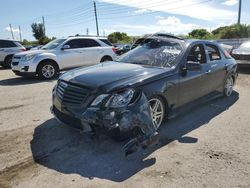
[
  {"left": 107, "top": 89, "right": 134, "bottom": 108},
  {"left": 91, "top": 94, "right": 110, "bottom": 107}
]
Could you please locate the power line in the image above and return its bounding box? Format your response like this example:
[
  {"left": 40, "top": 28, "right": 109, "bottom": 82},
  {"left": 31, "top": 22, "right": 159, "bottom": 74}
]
[{"left": 99, "top": 0, "right": 213, "bottom": 20}]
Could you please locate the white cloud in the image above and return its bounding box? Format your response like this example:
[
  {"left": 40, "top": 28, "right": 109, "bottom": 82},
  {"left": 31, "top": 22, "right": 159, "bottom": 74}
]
[
  {"left": 155, "top": 15, "right": 164, "bottom": 19},
  {"left": 99, "top": 0, "right": 237, "bottom": 21},
  {"left": 5, "top": 26, "right": 20, "bottom": 34},
  {"left": 113, "top": 16, "right": 199, "bottom": 35},
  {"left": 134, "top": 9, "right": 150, "bottom": 15},
  {"left": 222, "top": 0, "right": 238, "bottom": 6}
]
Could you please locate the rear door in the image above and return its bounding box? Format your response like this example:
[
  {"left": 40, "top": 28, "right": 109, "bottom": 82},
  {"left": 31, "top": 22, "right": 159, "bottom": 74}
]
[
  {"left": 178, "top": 43, "right": 212, "bottom": 106},
  {"left": 80, "top": 39, "right": 102, "bottom": 65},
  {"left": 0, "top": 40, "right": 4, "bottom": 61},
  {"left": 0, "top": 40, "right": 17, "bottom": 62},
  {"left": 58, "top": 39, "right": 84, "bottom": 69},
  {"left": 205, "top": 43, "right": 227, "bottom": 92}
]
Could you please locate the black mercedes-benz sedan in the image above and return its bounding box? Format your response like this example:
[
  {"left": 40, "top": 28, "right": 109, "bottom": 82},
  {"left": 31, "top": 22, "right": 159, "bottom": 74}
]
[
  {"left": 231, "top": 41, "right": 250, "bottom": 68},
  {"left": 51, "top": 36, "right": 237, "bottom": 155}
]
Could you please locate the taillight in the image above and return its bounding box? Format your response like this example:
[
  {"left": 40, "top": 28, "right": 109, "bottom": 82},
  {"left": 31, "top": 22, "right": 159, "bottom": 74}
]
[
  {"left": 112, "top": 47, "right": 117, "bottom": 53},
  {"left": 21, "top": 48, "right": 26, "bottom": 51}
]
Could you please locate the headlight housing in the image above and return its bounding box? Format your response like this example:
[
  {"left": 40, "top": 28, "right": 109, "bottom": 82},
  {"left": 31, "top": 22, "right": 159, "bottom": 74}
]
[
  {"left": 107, "top": 89, "right": 134, "bottom": 108},
  {"left": 22, "top": 54, "right": 36, "bottom": 62},
  {"left": 90, "top": 89, "right": 134, "bottom": 108},
  {"left": 91, "top": 94, "right": 110, "bottom": 107}
]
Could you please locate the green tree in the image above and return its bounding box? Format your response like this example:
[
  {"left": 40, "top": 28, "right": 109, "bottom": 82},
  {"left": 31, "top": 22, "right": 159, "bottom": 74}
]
[
  {"left": 108, "top": 32, "right": 131, "bottom": 43},
  {"left": 212, "top": 24, "right": 250, "bottom": 39},
  {"left": 188, "top": 29, "right": 213, "bottom": 39},
  {"left": 31, "top": 23, "right": 45, "bottom": 41}
]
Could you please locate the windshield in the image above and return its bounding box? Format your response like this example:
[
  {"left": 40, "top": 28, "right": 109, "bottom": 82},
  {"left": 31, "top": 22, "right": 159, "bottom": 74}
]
[
  {"left": 41, "top": 39, "right": 66, "bottom": 50},
  {"left": 117, "top": 38, "right": 183, "bottom": 67},
  {"left": 239, "top": 41, "right": 250, "bottom": 49}
]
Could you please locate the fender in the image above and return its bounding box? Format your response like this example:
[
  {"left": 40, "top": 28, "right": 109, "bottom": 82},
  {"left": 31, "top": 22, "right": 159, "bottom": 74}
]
[{"left": 34, "top": 52, "right": 61, "bottom": 69}]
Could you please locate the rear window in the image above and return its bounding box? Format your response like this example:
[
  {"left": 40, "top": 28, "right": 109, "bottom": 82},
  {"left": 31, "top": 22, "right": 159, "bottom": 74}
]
[
  {"left": 0, "top": 40, "right": 17, "bottom": 48},
  {"left": 99, "top": 39, "right": 112, "bottom": 46},
  {"left": 206, "top": 44, "right": 221, "bottom": 61}
]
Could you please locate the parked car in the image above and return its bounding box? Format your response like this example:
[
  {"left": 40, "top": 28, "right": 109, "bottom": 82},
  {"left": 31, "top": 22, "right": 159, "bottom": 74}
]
[
  {"left": 231, "top": 41, "right": 250, "bottom": 68},
  {"left": 51, "top": 36, "right": 237, "bottom": 155},
  {"left": 0, "top": 39, "right": 26, "bottom": 68},
  {"left": 116, "top": 44, "right": 131, "bottom": 55},
  {"left": 131, "top": 33, "right": 183, "bottom": 50},
  {"left": 30, "top": 45, "right": 43, "bottom": 50},
  {"left": 11, "top": 36, "right": 116, "bottom": 79},
  {"left": 218, "top": 43, "right": 233, "bottom": 54}
]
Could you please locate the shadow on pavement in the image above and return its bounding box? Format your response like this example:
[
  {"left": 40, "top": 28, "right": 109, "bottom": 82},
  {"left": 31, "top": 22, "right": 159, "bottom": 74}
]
[
  {"left": 0, "top": 76, "right": 57, "bottom": 86},
  {"left": 238, "top": 66, "right": 250, "bottom": 75},
  {"left": 31, "top": 92, "right": 239, "bottom": 182}
]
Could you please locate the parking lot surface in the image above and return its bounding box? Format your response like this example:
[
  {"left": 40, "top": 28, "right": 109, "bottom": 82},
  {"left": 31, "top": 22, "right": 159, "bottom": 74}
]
[{"left": 0, "top": 68, "right": 250, "bottom": 188}]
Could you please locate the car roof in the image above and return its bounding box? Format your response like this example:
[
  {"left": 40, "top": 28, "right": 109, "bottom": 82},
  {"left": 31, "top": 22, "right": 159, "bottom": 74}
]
[
  {"left": 0, "top": 39, "right": 20, "bottom": 42},
  {"left": 67, "top": 36, "right": 108, "bottom": 40}
]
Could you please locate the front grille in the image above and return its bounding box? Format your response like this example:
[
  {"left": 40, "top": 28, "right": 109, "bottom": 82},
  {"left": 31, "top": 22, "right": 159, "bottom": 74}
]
[
  {"left": 56, "top": 80, "right": 90, "bottom": 106},
  {"left": 12, "top": 56, "right": 22, "bottom": 66},
  {"left": 232, "top": 54, "right": 250, "bottom": 60},
  {"left": 53, "top": 106, "right": 82, "bottom": 130}
]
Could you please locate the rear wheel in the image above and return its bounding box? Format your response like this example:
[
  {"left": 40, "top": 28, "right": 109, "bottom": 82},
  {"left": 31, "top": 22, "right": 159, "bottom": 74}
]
[
  {"left": 2, "top": 55, "right": 13, "bottom": 69},
  {"left": 37, "top": 62, "right": 58, "bottom": 79},
  {"left": 224, "top": 76, "right": 234, "bottom": 97},
  {"left": 148, "top": 97, "right": 166, "bottom": 130}
]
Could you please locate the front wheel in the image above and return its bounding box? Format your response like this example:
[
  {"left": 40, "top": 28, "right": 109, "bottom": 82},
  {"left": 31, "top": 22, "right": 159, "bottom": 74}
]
[
  {"left": 148, "top": 97, "right": 166, "bottom": 130},
  {"left": 37, "top": 62, "right": 58, "bottom": 79},
  {"left": 224, "top": 76, "right": 234, "bottom": 97}
]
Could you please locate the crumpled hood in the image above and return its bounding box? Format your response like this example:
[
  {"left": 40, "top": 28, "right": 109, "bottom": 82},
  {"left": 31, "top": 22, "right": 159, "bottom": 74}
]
[
  {"left": 60, "top": 61, "right": 171, "bottom": 92},
  {"left": 15, "top": 49, "right": 52, "bottom": 56}
]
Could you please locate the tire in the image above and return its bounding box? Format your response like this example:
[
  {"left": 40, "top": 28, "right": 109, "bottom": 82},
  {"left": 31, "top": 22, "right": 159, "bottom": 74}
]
[
  {"left": 224, "top": 76, "right": 234, "bottom": 97},
  {"left": 37, "top": 61, "right": 58, "bottom": 79},
  {"left": 2, "top": 55, "right": 13, "bottom": 69},
  {"left": 100, "top": 56, "right": 112, "bottom": 63},
  {"left": 148, "top": 96, "right": 166, "bottom": 130}
]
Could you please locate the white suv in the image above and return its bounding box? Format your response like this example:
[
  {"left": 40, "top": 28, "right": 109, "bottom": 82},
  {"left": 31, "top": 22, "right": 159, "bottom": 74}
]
[
  {"left": 11, "top": 36, "right": 116, "bottom": 79},
  {"left": 0, "top": 39, "right": 26, "bottom": 68}
]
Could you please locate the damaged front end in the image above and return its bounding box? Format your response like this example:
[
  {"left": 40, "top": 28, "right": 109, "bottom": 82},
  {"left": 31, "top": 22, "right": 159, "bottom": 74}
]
[{"left": 52, "top": 86, "right": 159, "bottom": 156}]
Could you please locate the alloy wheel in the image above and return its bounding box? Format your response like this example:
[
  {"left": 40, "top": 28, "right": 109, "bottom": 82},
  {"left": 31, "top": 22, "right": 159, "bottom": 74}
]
[
  {"left": 41, "top": 64, "right": 55, "bottom": 78},
  {"left": 149, "top": 98, "right": 164, "bottom": 130},
  {"left": 224, "top": 77, "right": 234, "bottom": 97}
]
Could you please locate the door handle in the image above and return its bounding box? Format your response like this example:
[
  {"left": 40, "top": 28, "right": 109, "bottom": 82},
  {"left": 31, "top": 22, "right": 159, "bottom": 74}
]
[{"left": 205, "top": 70, "right": 211, "bottom": 74}]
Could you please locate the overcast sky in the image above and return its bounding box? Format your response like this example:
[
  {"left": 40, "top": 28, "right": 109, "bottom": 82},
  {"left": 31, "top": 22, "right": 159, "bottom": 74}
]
[{"left": 1, "top": 0, "right": 249, "bottom": 41}]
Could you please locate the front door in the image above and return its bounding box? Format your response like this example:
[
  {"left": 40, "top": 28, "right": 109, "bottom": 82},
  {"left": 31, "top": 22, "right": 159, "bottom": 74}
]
[{"left": 178, "top": 43, "right": 212, "bottom": 106}]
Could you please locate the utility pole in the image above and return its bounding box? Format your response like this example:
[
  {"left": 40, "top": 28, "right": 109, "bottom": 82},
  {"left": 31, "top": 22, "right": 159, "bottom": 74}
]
[
  {"left": 93, "top": 1, "right": 99, "bottom": 36},
  {"left": 238, "top": 0, "right": 242, "bottom": 25},
  {"left": 19, "top": 26, "right": 22, "bottom": 41},
  {"left": 86, "top": 28, "right": 89, "bottom": 35},
  {"left": 9, "top": 24, "right": 14, "bottom": 40},
  {"left": 42, "top": 16, "right": 46, "bottom": 36}
]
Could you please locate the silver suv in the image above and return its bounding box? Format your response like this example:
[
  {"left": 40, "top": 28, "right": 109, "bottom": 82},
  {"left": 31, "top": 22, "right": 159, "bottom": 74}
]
[
  {"left": 12, "top": 36, "right": 116, "bottom": 79},
  {"left": 0, "top": 39, "right": 26, "bottom": 68}
]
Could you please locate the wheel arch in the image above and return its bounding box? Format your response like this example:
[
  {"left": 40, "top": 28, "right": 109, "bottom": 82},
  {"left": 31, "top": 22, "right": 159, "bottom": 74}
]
[
  {"left": 36, "top": 59, "right": 59, "bottom": 74},
  {"left": 100, "top": 55, "right": 113, "bottom": 62},
  {"left": 4, "top": 54, "right": 14, "bottom": 62}
]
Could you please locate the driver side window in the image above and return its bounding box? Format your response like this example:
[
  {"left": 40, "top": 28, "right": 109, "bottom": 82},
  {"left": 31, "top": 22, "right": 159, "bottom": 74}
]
[{"left": 187, "top": 44, "right": 206, "bottom": 64}]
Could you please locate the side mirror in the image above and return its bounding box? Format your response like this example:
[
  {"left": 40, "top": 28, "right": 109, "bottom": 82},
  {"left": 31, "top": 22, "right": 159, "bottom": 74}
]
[
  {"left": 61, "top": 45, "right": 70, "bottom": 50},
  {"left": 186, "top": 61, "right": 201, "bottom": 71}
]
